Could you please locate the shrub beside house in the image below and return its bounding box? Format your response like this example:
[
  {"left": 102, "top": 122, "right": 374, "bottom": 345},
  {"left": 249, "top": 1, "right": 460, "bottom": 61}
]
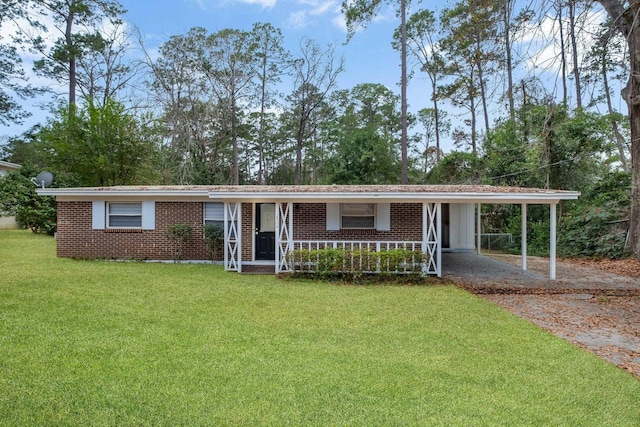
[{"left": 0, "top": 161, "right": 21, "bottom": 229}]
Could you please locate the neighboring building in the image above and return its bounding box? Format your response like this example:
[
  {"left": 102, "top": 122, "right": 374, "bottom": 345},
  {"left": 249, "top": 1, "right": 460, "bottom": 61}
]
[
  {"left": 37, "top": 184, "right": 579, "bottom": 279},
  {"left": 0, "top": 161, "right": 21, "bottom": 229},
  {"left": 0, "top": 160, "right": 20, "bottom": 178}
]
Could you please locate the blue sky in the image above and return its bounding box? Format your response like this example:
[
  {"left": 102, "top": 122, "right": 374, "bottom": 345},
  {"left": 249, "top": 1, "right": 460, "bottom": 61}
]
[
  {"left": 124, "top": 0, "right": 415, "bottom": 101},
  {"left": 0, "top": 0, "right": 436, "bottom": 142},
  {"left": 4, "top": 0, "right": 612, "bottom": 155},
  {"left": 2, "top": 0, "right": 438, "bottom": 147}
]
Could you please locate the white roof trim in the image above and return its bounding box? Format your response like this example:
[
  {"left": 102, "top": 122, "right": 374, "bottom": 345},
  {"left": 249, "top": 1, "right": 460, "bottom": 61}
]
[
  {"left": 208, "top": 190, "right": 578, "bottom": 202},
  {"left": 37, "top": 189, "right": 212, "bottom": 198},
  {"left": 37, "top": 185, "right": 580, "bottom": 204},
  {"left": 0, "top": 160, "right": 21, "bottom": 169}
]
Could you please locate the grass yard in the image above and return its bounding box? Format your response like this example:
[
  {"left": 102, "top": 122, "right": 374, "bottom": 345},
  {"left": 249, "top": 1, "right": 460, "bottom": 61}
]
[{"left": 1, "top": 230, "right": 639, "bottom": 426}]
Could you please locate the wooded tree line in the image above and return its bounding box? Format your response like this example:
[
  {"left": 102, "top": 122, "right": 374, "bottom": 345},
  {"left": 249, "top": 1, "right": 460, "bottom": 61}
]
[{"left": 0, "top": 0, "right": 638, "bottom": 257}]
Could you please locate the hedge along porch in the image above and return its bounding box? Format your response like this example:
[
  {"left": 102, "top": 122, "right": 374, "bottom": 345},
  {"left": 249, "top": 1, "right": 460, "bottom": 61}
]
[{"left": 38, "top": 185, "right": 579, "bottom": 279}]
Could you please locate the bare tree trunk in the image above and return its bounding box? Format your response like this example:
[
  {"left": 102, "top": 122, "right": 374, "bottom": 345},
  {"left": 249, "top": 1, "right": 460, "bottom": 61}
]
[
  {"left": 600, "top": 43, "right": 629, "bottom": 171},
  {"left": 624, "top": 33, "right": 640, "bottom": 255},
  {"left": 542, "top": 105, "right": 554, "bottom": 189},
  {"left": 433, "top": 82, "right": 441, "bottom": 161},
  {"left": 593, "top": 0, "right": 640, "bottom": 255},
  {"left": 557, "top": 2, "right": 568, "bottom": 105},
  {"left": 294, "top": 106, "right": 306, "bottom": 185},
  {"left": 400, "top": 0, "right": 408, "bottom": 184},
  {"left": 470, "top": 95, "right": 477, "bottom": 153},
  {"left": 231, "top": 92, "right": 239, "bottom": 185},
  {"left": 66, "top": 4, "right": 76, "bottom": 106},
  {"left": 424, "top": 133, "right": 429, "bottom": 174},
  {"left": 568, "top": 0, "right": 583, "bottom": 108},
  {"left": 503, "top": 0, "right": 515, "bottom": 120},
  {"left": 477, "top": 67, "right": 490, "bottom": 133},
  {"left": 258, "top": 60, "right": 267, "bottom": 185}
]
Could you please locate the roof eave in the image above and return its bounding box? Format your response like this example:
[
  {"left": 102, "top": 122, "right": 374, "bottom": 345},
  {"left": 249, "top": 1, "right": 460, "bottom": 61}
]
[
  {"left": 0, "top": 160, "right": 21, "bottom": 169},
  {"left": 208, "top": 191, "right": 580, "bottom": 203},
  {"left": 36, "top": 188, "right": 580, "bottom": 204},
  {"left": 36, "top": 189, "right": 212, "bottom": 198}
]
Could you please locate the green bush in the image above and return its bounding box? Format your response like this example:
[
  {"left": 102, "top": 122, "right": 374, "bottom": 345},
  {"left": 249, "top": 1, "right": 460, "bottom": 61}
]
[
  {"left": 203, "top": 224, "right": 224, "bottom": 261},
  {"left": 16, "top": 202, "right": 57, "bottom": 235},
  {"left": 559, "top": 202, "right": 628, "bottom": 259},
  {"left": 165, "top": 224, "right": 193, "bottom": 263},
  {"left": 288, "top": 247, "right": 426, "bottom": 279},
  {"left": 558, "top": 171, "right": 630, "bottom": 259},
  {"left": 0, "top": 166, "right": 57, "bottom": 235}
]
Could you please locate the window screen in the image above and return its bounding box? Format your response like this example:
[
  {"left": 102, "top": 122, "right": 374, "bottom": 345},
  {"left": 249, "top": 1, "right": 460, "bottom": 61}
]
[
  {"left": 204, "top": 202, "right": 225, "bottom": 229},
  {"left": 107, "top": 203, "right": 142, "bottom": 228},
  {"left": 341, "top": 203, "right": 375, "bottom": 229}
]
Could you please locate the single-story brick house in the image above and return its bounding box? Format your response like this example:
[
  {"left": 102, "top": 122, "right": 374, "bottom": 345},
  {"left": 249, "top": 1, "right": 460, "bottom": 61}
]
[{"left": 37, "top": 184, "right": 579, "bottom": 279}]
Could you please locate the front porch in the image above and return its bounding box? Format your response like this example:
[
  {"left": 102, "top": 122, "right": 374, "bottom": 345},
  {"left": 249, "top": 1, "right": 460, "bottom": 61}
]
[
  {"left": 208, "top": 184, "right": 580, "bottom": 280},
  {"left": 223, "top": 201, "right": 442, "bottom": 276}
]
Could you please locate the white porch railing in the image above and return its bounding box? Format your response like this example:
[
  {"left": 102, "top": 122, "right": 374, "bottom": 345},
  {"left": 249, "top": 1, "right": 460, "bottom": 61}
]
[
  {"left": 285, "top": 240, "right": 435, "bottom": 275},
  {"left": 291, "top": 240, "right": 423, "bottom": 252}
]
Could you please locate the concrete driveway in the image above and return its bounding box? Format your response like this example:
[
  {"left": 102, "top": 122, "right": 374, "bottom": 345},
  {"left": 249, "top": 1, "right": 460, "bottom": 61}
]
[{"left": 442, "top": 252, "right": 640, "bottom": 294}]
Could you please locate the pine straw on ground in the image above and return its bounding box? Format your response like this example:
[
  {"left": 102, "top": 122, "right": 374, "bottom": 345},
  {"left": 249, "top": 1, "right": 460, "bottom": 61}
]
[
  {"left": 480, "top": 256, "right": 640, "bottom": 379},
  {"left": 562, "top": 257, "right": 640, "bottom": 279}
]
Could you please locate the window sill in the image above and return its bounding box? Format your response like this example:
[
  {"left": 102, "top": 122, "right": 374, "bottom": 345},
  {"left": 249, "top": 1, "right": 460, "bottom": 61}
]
[
  {"left": 339, "top": 229, "right": 376, "bottom": 235},
  {"left": 105, "top": 228, "right": 143, "bottom": 233}
]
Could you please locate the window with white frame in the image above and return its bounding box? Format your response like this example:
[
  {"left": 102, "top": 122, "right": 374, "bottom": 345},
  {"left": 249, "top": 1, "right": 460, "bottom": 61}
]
[
  {"left": 204, "top": 202, "right": 225, "bottom": 229},
  {"left": 107, "top": 202, "right": 142, "bottom": 228},
  {"left": 341, "top": 203, "right": 376, "bottom": 229}
]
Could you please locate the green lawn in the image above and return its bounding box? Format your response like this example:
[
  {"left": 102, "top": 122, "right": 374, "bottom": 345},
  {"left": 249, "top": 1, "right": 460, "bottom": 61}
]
[{"left": 1, "top": 230, "right": 638, "bottom": 426}]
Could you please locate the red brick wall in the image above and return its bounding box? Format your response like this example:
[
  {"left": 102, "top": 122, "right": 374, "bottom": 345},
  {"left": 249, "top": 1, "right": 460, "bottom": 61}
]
[
  {"left": 56, "top": 201, "right": 211, "bottom": 260},
  {"left": 56, "top": 201, "right": 425, "bottom": 261},
  {"left": 293, "top": 203, "right": 423, "bottom": 241},
  {"left": 241, "top": 203, "right": 253, "bottom": 262}
]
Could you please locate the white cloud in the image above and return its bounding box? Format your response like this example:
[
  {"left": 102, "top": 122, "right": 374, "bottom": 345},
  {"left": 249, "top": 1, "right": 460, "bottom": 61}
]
[
  {"left": 289, "top": 0, "right": 344, "bottom": 30},
  {"left": 332, "top": 13, "right": 347, "bottom": 32},
  {"left": 288, "top": 11, "right": 309, "bottom": 28},
  {"left": 238, "top": 0, "right": 278, "bottom": 7},
  {"left": 189, "top": 0, "right": 277, "bottom": 9},
  {"left": 301, "top": 0, "right": 337, "bottom": 16},
  {"left": 371, "top": 5, "right": 395, "bottom": 24},
  {"left": 519, "top": 9, "right": 607, "bottom": 75}
]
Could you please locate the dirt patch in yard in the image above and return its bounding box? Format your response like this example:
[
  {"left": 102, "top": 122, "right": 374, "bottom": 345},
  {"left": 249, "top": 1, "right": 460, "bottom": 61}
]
[{"left": 454, "top": 255, "right": 640, "bottom": 379}]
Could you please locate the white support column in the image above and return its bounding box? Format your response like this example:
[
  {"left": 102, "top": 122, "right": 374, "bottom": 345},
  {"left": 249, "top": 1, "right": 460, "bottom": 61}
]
[
  {"left": 436, "top": 202, "right": 442, "bottom": 277},
  {"left": 422, "top": 203, "right": 428, "bottom": 275},
  {"left": 237, "top": 204, "right": 242, "bottom": 273},
  {"left": 275, "top": 204, "right": 280, "bottom": 274},
  {"left": 422, "top": 203, "right": 438, "bottom": 275},
  {"left": 521, "top": 203, "right": 527, "bottom": 271},
  {"left": 550, "top": 203, "right": 557, "bottom": 280},
  {"left": 422, "top": 202, "right": 428, "bottom": 253},
  {"left": 276, "top": 202, "right": 293, "bottom": 273},
  {"left": 223, "top": 202, "right": 242, "bottom": 272},
  {"left": 224, "top": 202, "right": 228, "bottom": 269},
  {"left": 477, "top": 203, "right": 482, "bottom": 254}
]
